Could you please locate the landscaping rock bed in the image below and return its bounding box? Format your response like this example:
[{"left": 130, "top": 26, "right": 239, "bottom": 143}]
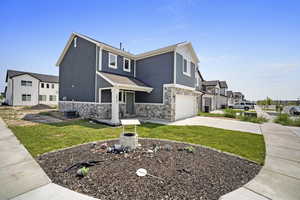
[{"left": 37, "top": 139, "right": 261, "bottom": 200}]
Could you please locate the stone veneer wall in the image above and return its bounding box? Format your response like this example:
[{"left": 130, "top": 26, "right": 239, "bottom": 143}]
[
  {"left": 59, "top": 101, "right": 112, "bottom": 119},
  {"left": 59, "top": 86, "right": 203, "bottom": 122},
  {"left": 135, "top": 85, "right": 202, "bottom": 121}
]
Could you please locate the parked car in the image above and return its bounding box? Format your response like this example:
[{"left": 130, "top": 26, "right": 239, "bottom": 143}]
[
  {"left": 228, "top": 102, "right": 254, "bottom": 111},
  {"left": 290, "top": 106, "right": 300, "bottom": 116}
]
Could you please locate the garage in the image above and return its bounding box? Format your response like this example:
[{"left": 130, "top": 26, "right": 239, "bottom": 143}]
[{"left": 175, "top": 94, "right": 197, "bottom": 120}]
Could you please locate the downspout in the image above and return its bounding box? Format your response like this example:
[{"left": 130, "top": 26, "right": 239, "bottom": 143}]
[{"left": 95, "top": 45, "right": 98, "bottom": 102}]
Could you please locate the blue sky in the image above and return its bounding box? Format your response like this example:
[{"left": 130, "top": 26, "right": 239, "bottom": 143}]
[{"left": 0, "top": 0, "right": 299, "bottom": 100}]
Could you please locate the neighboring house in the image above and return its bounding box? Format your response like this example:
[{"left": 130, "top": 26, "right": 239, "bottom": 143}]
[
  {"left": 227, "top": 90, "right": 234, "bottom": 105},
  {"left": 4, "top": 70, "right": 59, "bottom": 106},
  {"left": 56, "top": 33, "right": 204, "bottom": 124},
  {"left": 233, "top": 92, "right": 244, "bottom": 103},
  {"left": 201, "top": 80, "right": 228, "bottom": 110},
  {"left": 219, "top": 81, "right": 228, "bottom": 108},
  {"left": 202, "top": 80, "right": 221, "bottom": 111}
]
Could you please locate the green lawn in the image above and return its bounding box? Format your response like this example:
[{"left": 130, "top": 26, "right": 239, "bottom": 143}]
[{"left": 10, "top": 120, "right": 265, "bottom": 164}]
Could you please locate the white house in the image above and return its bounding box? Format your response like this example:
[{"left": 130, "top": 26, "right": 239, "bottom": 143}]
[
  {"left": 4, "top": 70, "right": 59, "bottom": 106},
  {"left": 201, "top": 80, "right": 229, "bottom": 111}
]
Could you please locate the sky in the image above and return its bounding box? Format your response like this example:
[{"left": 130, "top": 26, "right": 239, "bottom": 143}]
[{"left": 0, "top": 0, "right": 299, "bottom": 101}]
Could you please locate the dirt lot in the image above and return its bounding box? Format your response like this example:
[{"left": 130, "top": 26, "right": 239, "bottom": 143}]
[
  {"left": 0, "top": 105, "right": 75, "bottom": 126},
  {"left": 37, "top": 139, "right": 261, "bottom": 200}
]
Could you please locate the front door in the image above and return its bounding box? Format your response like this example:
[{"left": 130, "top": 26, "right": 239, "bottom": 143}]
[{"left": 126, "top": 92, "right": 134, "bottom": 114}]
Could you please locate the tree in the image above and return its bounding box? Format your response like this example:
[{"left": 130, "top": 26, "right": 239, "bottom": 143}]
[{"left": 266, "top": 97, "right": 272, "bottom": 106}]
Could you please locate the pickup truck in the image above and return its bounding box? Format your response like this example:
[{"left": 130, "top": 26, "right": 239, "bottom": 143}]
[{"left": 228, "top": 102, "right": 254, "bottom": 111}]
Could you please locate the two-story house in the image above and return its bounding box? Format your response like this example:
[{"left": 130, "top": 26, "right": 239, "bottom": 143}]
[
  {"left": 219, "top": 81, "right": 228, "bottom": 108},
  {"left": 56, "top": 33, "right": 204, "bottom": 124},
  {"left": 227, "top": 90, "right": 234, "bottom": 105},
  {"left": 201, "top": 80, "right": 229, "bottom": 110},
  {"left": 233, "top": 92, "right": 245, "bottom": 103},
  {"left": 202, "top": 80, "right": 221, "bottom": 111},
  {"left": 4, "top": 70, "right": 59, "bottom": 106}
]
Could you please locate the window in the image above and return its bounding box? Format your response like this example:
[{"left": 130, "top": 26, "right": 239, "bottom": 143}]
[
  {"left": 52, "top": 84, "right": 55, "bottom": 89},
  {"left": 183, "top": 59, "right": 190, "bottom": 76},
  {"left": 22, "top": 94, "right": 31, "bottom": 101},
  {"left": 41, "top": 83, "right": 44, "bottom": 88},
  {"left": 39, "top": 95, "right": 46, "bottom": 101},
  {"left": 109, "top": 53, "right": 117, "bottom": 69},
  {"left": 21, "top": 80, "right": 32, "bottom": 86},
  {"left": 123, "top": 58, "right": 131, "bottom": 72},
  {"left": 46, "top": 83, "right": 49, "bottom": 88},
  {"left": 74, "top": 37, "right": 77, "bottom": 48},
  {"left": 119, "top": 91, "right": 125, "bottom": 103},
  {"left": 49, "top": 95, "right": 57, "bottom": 101}
]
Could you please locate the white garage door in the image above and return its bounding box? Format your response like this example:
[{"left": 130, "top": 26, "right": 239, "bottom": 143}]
[{"left": 175, "top": 94, "right": 196, "bottom": 120}]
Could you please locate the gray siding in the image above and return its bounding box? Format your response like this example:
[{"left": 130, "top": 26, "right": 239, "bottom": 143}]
[
  {"left": 100, "top": 50, "right": 134, "bottom": 77},
  {"left": 176, "top": 53, "right": 196, "bottom": 88},
  {"left": 135, "top": 52, "right": 174, "bottom": 103},
  {"left": 95, "top": 74, "right": 113, "bottom": 102},
  {"left": 101, "top": 89, "right": 111, "bottom": 103},
  {"left": 59, "top": 37, "right": 97, "bottom": 102}
]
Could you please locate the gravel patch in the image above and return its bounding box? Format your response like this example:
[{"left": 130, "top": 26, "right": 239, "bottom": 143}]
[{"left": 36, "top": 139, "right": 261, "bottom": 200}]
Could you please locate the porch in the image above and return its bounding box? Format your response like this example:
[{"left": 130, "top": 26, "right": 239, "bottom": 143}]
[{"left": 98, "top": 72, "right": 153, "bottom": 125}]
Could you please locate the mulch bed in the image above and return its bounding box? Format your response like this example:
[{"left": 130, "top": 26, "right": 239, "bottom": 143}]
[{"left": 36, "top": 139, "right": 261, "bottom": 200}]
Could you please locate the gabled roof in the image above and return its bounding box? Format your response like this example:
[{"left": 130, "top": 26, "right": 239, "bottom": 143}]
[
  {"left": 98, "top": 72, "right": 153, "bottom": 93},
  {"left": 56, "top": 32, "right": 200, "bottom": 66},
  {"left": 219, "top": 81, "right": 228, "bottom": 88},
  {"left": 202, "top": 80, "right": 219, "bottom": 87},
  {"left": 6, "top": 70, "right": 59, "bottom": 83},
  {"left": 227, "top": 90, "right": 233, "bottom": 97}
]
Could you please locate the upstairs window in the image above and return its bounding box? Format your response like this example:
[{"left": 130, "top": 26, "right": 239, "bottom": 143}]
[
  {"left": 21, "top": 80, "right": 32, "bottom": 86},
  {"left": 52, "top": 84, "right": 55, "bottom": 89},
  {"left": 183, "top": 59, "right": 190, "bottom": 76},
  {"left": 46, "top": 83, "right": 49, "bottom": 88},
  {"left": 109, "top": 53, "right": 117, "bottom": 69},
  {"left": 123, "top": 58, "right": 131, "bottom": 72},
  {"left": 41, "top": 83, "right": 44, "bottom": 88}
]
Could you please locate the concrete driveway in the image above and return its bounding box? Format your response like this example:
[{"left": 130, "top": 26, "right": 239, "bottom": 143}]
[{"left": 169, "top": 116, "right": 261, "bottom": 134}]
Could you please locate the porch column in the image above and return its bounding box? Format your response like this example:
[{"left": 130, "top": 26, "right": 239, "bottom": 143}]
[{"left": 111, "top": 88, "right": 119, "bottom": 124}]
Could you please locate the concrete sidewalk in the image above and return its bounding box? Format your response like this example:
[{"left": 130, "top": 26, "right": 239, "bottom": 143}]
[
  {"left": 219, "top": 122, "right": 300, "bottom": 200},
  {"left": 0, "top": 118, "right": 97, "bottom": 200},
  {"left": 169, "top": 116, "right": 262, "bottom": 134}
]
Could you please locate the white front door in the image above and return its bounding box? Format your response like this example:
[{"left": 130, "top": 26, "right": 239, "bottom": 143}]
[{"left": 175, "top": 94, "right": 196, "bottom": 120}]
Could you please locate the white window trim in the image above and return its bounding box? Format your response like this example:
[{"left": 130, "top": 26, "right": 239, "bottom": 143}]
[
  {"left": 98, "top": 47, "right": 102, "bottom": 71},
  {"left": 108, "top": 52, "right": 117, "bottom": 69},
  {"left": 183, "top": 58, "right": 191, "bottom": 76},
  {"left": 123, "top": 58, "right": 131, "bottom": 72}
]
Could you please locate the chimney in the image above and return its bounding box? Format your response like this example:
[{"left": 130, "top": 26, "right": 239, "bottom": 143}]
[{"left": 119, "top": 42, "right": 122, "bottom": 50}]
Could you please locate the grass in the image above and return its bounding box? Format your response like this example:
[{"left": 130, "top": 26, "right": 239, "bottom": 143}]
[
  {"left": 238, "top": 116, "right": 268, "bottom": 124},
  {"left": 198, "top": 112, "right": 225, "bottom": 117},
  {"left": 199, "top": 109, "right": 267, "bottom": 124},
  {"left": 9, "top": 120, "right": 265, "bottom": 164},
  {"left": 274, "top": 114, "right": 300, "bottom": 127}
]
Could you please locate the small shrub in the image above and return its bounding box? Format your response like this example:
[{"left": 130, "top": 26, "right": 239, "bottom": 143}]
[
  {"left": 274, "top": 114, "right": 300, "bottom": 127},
  {"left": 239, "top": 115, "right": 268, "bottom": 124},
  {"left": 223, "top": 109, "right": 238, "bottom": 118}
]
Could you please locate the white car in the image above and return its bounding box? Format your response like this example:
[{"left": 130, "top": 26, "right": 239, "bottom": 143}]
[{"left": 229, "top": 102, "right": 254, "bottom": 111}]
